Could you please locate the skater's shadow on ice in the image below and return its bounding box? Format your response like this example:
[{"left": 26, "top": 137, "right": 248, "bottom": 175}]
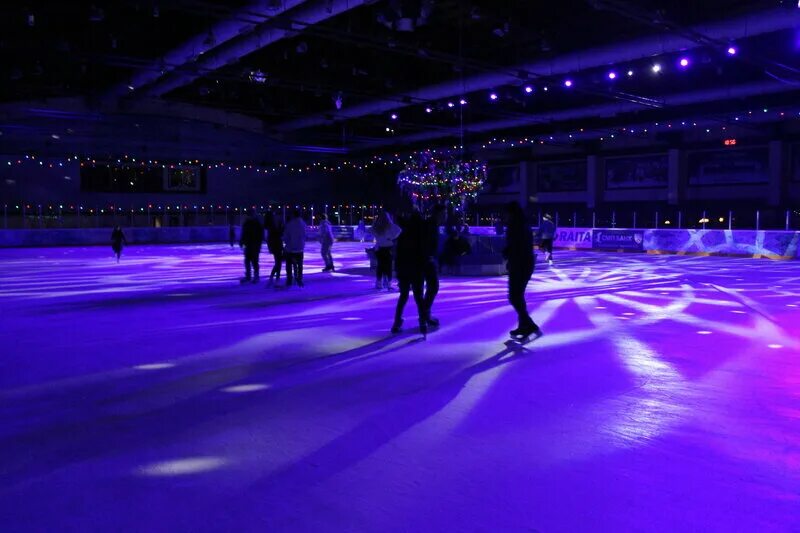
[
  {"left": 0, "top": 334, "right": 424, "bottom": 485},
  {"left": 245, "top": 342, "right": 530, "bottom": 495}
]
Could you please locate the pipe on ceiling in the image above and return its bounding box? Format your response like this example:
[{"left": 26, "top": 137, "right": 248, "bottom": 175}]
[
  {"left": 355, "top": 79, "right": 799, "bottom": 149},
  {"left": 273, "top": 7, "right": 800, "bottom": 132},
  {"left": 142, "top": 0, "right": 369, "bottom": 98},
  {"left": 107, "top": 0, "right": 309, "bottom": 100}
]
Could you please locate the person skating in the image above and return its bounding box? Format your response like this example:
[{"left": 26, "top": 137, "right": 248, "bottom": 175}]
[
  {"left": 504, "top": 201, "right": 543, "bottom": 340},
  {"left": 239, "top": 209, "right": 264, "bottom": 284},
  {"left": 111, "top": 226, "right": 127, "bottom": 263},
  {"left": 283, "top": 209, "right": 307, "bottom": 288},
  {"left": 265, "top": 211, "right": 284, "bottom": 286},
  {"left": 391, "top": 209, "right": 428, "bottom": 338},
  {"left": 355, "top": 218, "right": 367, "bottom": 242},
  {"left": 538, "top": 213, "right": 556, "bottom": 265},
  {"left": 318, "top": 214, "right": 335, "bottom": 272},
  {"left": 371, "top": 211, "right": 401, "bottom": 291},
  {"left": 422, "top": 204, "right": 446, "bottom": 327},
  {"left": 228, "top": 223, "right": 236, "bottom": 248}
]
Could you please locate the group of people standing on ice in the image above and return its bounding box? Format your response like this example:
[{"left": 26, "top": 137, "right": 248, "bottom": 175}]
[
  {"left": 232, "top": 201, "right": 544, "bottom": 340},
  {"left": 238, "top": 208, "right": 309, "bottom": 287},
  {"left": 111, "top": 201, "right": 549, "bottom": 341}
]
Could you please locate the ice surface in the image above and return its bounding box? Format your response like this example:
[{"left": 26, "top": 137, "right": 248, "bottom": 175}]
[{"left": 0, "top": 243, "right": 798, "bottom": 532}]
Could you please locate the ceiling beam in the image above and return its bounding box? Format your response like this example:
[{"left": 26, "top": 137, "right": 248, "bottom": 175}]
[
  {"left": 139, "top": 0, "right": 370, "bottom": 99},
  {"left": 106, "top": 0, "right": 309, "bottom": 101}
]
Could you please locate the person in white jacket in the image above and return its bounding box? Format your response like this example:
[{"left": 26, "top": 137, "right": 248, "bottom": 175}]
[
  {"left": 371, "top": 211, "right": 402, "bottom": 290},
  {"left": 318, "top": 214, "right": 335, "bottom": 272},
  {"left": 283, "top": 209, "right": 307, "bottom": 287}
]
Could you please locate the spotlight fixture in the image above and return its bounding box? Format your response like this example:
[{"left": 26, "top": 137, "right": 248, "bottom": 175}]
[
  {"left": 607, "top": 71, "right": 617, "bottom": 80},
  {"left": 390, "top": 113, "right": 398, "bottom": 120},
  {"left": 489, "top": 92, "right": 498, "bottom": 100},
  {"left": 627, "top": 70, "right": 634, "bottom": 77},
  {"left": 727, "top": 46, "right": 737, "bottom": 55},
  {"left": 524, "top": 85, "right": 533, "bottom": 94},
  {"left": 679, "top": 57, "right": 690, "bottom": 68},
  {"left": 459, "top": 98, "right": 467, "bottom": 105},
  {"left": 447, "top": 101, "right": 455, "bottom": 108},
  {"left": 425, "top": 107, "right": 432, "bottom": 113},
  {"left": 652, "top": 63, "right": 662, "bottom": 73},
  {"left": 564, "top": 79, "right": 573, "bottom": 87}
]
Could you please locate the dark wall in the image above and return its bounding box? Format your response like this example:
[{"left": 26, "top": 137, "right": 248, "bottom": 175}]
[{"left": 0, "top": 157, "right": 398, "bottom": 207}]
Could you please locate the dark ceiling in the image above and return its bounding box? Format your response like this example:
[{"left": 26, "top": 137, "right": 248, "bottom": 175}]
[{"left": 2, "top": 0, "right": 800, "bottom": 158}]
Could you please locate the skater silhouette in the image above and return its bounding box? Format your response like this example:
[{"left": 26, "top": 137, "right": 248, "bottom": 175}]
[
  {"left": 239, "top": 209, "right": 264, "bottom": 284},
  {"left": 371, "top": 211, "right": 401, "bottom": 291},
  {"left": 111, "top": 226, "right": 127, "bottom": 263},
  {"left": 265, "top": 211, "right": 284, "bottom": 286},
  {"left": 538, "top": 213, "right": 556, "bottom": 265},
  {"left": 283, "top": 209, "right": 307, "bottom": 288},
  {"left": 503, "top": 201, "right": 543, "bottom": 340},
  {"left": 318, "top": 214, "right": 335, "bottom": 272},
  {"left": 392, "top": 209, "right": 428, "bottom": 337}
]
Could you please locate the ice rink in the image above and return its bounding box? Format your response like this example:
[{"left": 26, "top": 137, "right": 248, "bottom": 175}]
[{"left": 1, "top": 242, "right": 798, "bottom": 532}]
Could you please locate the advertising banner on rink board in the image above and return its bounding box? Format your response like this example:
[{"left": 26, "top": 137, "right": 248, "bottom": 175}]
[
  {"left": 592, "top": 229, "right": 644, "bottom": 250},
  {"left": 553, "top": 228, "right": 593, "bottom": 249}
]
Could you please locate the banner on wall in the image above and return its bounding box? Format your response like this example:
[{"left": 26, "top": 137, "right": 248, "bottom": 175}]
[
  {"left": 605, "top": 154, "right": 668, "bottom": 189},
  {"left": 593, "top": 229, "right": 644, "bottom": 250},
  {"left": 688, "top": 147, "right": 768, "bottom": 185},
  {"left": 484, "top": 165, "right": 520, "bottom": 195},
  {"left": 537, "top": 161, "right": 587, "bottom": 192},
  {"left": 554, "top": 228, "right": 593, "bottom": 249}
]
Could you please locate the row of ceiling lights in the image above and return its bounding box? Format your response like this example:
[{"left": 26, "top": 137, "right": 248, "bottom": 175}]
[{"left": 385, "top": 46, "right": 740, "bottom": 124}]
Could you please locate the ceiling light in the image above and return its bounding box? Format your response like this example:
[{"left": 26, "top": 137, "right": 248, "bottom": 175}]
[
  {"left": 627, "top": 70, "right": 634, "bottom": 77},
  {"left": 607, "top": 71, "right": 617, "bottom": 80},
  {"left": 652, "top": 63, "right": 662, "bottom": 73},
  {"left": 447, "top": 101, "right": 455, "bottom": 108},
  {"left": 679, "top": 57, "right": 690, "bottom": 68},
  {"left": 459, "top": 98, "right": 467, "bottom": 105},
  {"left": 390, "top": 113, "right": 398, "bottom": 120},
  {"left": 524, "top": 86, "right": 533, "bottom": 93},
  {"left": 489, "top": 93, "right": 498, "bottom": 100},
  {"left": 727, "top": 46, "right": 737, "bottom": 56},
  {"left": 425, "top": 107, "right": 432, "bottom": 113},
  {"left": 564, "top": 79, "right": 573, "bottom": 87}
]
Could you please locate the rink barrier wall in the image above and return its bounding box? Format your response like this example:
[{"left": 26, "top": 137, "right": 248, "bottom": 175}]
[{"left": 1, "top": 226, "right": 798, "bottom": 259}]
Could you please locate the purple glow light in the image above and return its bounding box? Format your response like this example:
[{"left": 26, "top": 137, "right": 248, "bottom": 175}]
[
  {"left": 564, "top": 79, "right": 573, "bottom": 88},
  {"left": 390, "top": 113, "right": 398, "bottom": 120},
  {"left": 425, "top": 107, "right": 432, "bottom": 113},
  {"left": 489, "top": 93, "right": 498, "bottom": 101},
  {"left": 679, "top": 58, "right": 690, "bottom": 68},
  {"left": 459, "top": 98, "right": 467, "bottom": 105},
  {"left": 607, "top": 71, "right": 617, "bottom": 80},
  {"left": 447, "top": 102, "right": 455, "bottom": 108},
  {"left": 727, "top": 46, "right": 737, "bottom": 56},
  {"left": 524, "top": 86, "right": 533, "bottom": 94}
]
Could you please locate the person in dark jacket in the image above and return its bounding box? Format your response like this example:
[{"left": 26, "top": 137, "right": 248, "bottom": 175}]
[
  {"left": 239, "top": 209, "right": 264, "bottom": 284},
  {"left": 422, "top": 204, "right": 446, "bottom": 327},
  {"left": 392, "top": 209, "right": 428, "bottom": 337},
  {"left": 265, "top": 211, "right": 284, "bottom": 286},
  {"left": 111, "top": 226, "right": 127, "bottom": 263},
  {"left": 504, "top": 201, "right": 543, "bottom": 340},
  {"left": 538, "top": 213, "right": 556, "bottom": 265}
]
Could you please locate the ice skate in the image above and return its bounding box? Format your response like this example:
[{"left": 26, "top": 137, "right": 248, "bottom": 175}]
[
  {"left": 239, "top": 277, "right": 251, "bottom": 284},
  {"left": 426, "top": 316, "right": 440, "bottom": 328},
  {"left": 391, "top": 318, "right": 403, "bottom": 334},
  {"left": 510, "top": 323, "right": 543, "bottom": 343}
]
